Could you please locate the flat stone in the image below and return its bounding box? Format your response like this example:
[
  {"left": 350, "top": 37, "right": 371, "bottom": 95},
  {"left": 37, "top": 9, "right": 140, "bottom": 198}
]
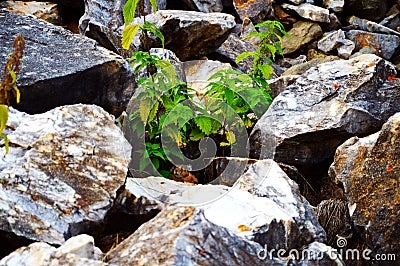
[
  {"left": 0, "top": 9, "right": 135, "bottom": 116},
  {"left": 0, "top": 105, "right": 131, "bottom": 245},
  {"left": 282, "top": 3, "right": 330, "bottom": 23},
  {"left": 281, "top": 21, "right": 323, "bottom": 55},
  {"left": 250, "top": 54, "right": 400, "bottom": 165},
  {"left": 329, "top": 113, "right": 400, "bottom": 259}
]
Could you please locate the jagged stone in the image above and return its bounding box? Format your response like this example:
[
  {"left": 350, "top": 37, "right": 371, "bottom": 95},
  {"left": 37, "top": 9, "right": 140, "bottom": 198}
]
[
  {"left": 282, "top": 56, "right": 339, "bottom": 76},
  {"left": 0, "top": 235, "right": 105, "bottom": 266},
  {"left": 0, "top": 9, "right": 135, "bottom": 116},
  {"left": 281, "top": 3, "right": 330, "bottom": 23},
  {"left": 317, "top": 30, "right": 346, "bottom": 53},
  {"left": 268, "top": 75, "right": 300, "bottom": 98},
  {"left": 329, "top": 113, "right": 400, "bottom": 259},
  {"left": 233, "top": 0, "right": 274, "bottom": 23},
  {"left": 250, "top": 54, "right": 400, "bottom": 165},
  {"left": 281, "top": 21, "right": 323, "bottom": 55},
  {"left": 120, "top": 10, "right": 236, "bottom": 60},
  {"left": 337, "top": 39, "right": 355, "bottom": 59},
  {"left": 0, "top": 105, "right": 131, "bottom": 245},
  {"left": 346, "top": 30, "right": 400, "bottom": 60}
]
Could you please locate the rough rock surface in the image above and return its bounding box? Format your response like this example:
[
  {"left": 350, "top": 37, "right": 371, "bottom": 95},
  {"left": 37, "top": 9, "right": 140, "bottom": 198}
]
[
  {"left": 0, "top": 9, "right": 134, "bottom": 116},
  {"left": 0, "top": 234, "right": 105, "bottom": 266},
  {"left": 322, "top": 0, "right": 344, "bottom": 13},
  {"left": 281, "top": 21, "right": 323, "bottom": 55},
  {"left": 0, "top": 105, "right": 131, "bottom": 245},
  {"left": 346, "top": 30, "right": 400, "bottom": 60},
  {"left": 317, "top": 29, "right": 345, "bottom": 53},
  {"left": 116, "top": 160, "right": 325, "bottom": 247},
  {"left": 233, "top": 0, "right": 274, "bottom": 23},
  {"left": 250, "top": 54, "right": 400, "bottom": 165},
  {"left": 79, "top": 0, "right": 166, "bottom": 52},
  {"left": 282, "top": 3, "right": 330, "bottom": 23},
  {"left": 181, "top": 0, "right": 223, "bottom": 12},
  {"left": 122, "top": 10, "right": 236, "bottom": 60},
  {"left": 282, "top": 56, "right": 339, "bottom": 76},
  {"left": 329, "top": 113, "right": 400, "bottom": 259}
]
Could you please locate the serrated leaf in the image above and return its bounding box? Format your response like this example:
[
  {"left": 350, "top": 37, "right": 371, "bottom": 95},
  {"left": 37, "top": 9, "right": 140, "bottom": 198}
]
[
  {"left": 123, "top": 0, "right": 139, "bottom": 25},
  {"left": 139, "top": 99, "right": 151, "bottom": 123},
  {"left": 122, "top": 24, "right": 140, "bottom": 50},
  {"left": 148, "top": 101, "right": 159, "bottom": 123},
  {"left": 189, "top": 127, "right": 205, "bottom": 141},
  {"left": 142, "top": 21, "right": 165, "bottom": 49},
  {"left": 194, "top": 116, "right": 213, "bottom": 135}
]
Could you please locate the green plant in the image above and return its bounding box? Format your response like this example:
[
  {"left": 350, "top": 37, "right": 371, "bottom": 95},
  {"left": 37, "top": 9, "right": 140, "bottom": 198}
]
[{"left": 0, "top": 34, "right": 25, "bottom": 154}]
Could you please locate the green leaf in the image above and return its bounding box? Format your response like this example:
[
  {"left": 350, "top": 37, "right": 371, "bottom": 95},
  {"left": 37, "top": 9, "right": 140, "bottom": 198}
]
[
  {"left": 0, "top": 105, "right": 8, "bottom": 133},
  {"left": 123, "top": 0, "right": 139, "bottom": 25},
  {"left": 148, "top": 101, "right": 159, "bottom": 123},
  {"left": 189, "top": 127, "right": 205, "bottom": 141},
  {"left": 0, "top": 133, "right": 9, "bottom": 155},
  {"left": 150, "top": 157, "right": 160, "bottom": 169},
  {"left": 194, "top": 116, "right": 213, "bottom": 135},
  {"left": 139, "top": 99, "right": 151, "bottom": 123},
  {"left": 122, "top": 24, "right": 140, "bottom": 50},
  {"left": 141, "top": 21, "right": 165, "bottom": 49},
  {"left": 236, "top": 52, "right": 255, "bottom": 64},
  {"left": 149, "top": 0, "right": 158, "bottom": 13}
]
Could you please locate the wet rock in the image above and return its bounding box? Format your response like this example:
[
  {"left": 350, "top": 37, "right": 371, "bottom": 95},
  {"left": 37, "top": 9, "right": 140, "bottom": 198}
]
[
  {"left": 0, "top": 105, "right": 131, "bottom": 245},
  {"left": 116, "top": 159, "right": 326, "bottom": 250},
  {"left": 346, "top": 30, "right": 400, "bottom": 60},
  {"left": 0, "top": 10, "right": 135, "bottom": 116},
  {"left": 0, "top": 1, "right": 62, "bottom": 25},
  {"left": 233, "top": 0, "right": 274, "bottom": 23},
  {"left": 344, "top": 0, "right": 388, "bottom": 21},
  {"left": 250, "top": 54, "right": 400, "bottom": 165},
  {"left": 214, "top": 34, "right": 257, "bottom": 73},
  {"left": 122, "top": 10, "right": 236, "bottom": 60},
  {"left": 329, "top": 113, "right": 400, "bottom": 259},
  {"left": 183, "top": 60, "right": 232, "bottom": 94},
  {"left": 317, "top": 29, "right": 346, "bottom": 53},
  {"left": 322, "top": 0, "right": 344, "bottom": 13},
  {"left": 281, "top": 21, "right": 323, "bottom": 55},
  {"left": 180, "top": 0, "right": 223, "bottom": 12},
  {"left": 281, "top": 3, "right": 330, "bottom": 23},
  {"left": 282, "top": 56, "right": 339, "bottom": 76},
  {"left": 0, "top": 235, "right": 105, "bottom": 266}
]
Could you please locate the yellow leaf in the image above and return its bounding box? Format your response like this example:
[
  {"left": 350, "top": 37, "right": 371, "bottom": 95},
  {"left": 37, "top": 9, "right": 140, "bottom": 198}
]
[
  {"left": 122, "top": 24, "right": 140, "bottom": 50},
  {"left": 0, "top": 105, "right": 8, "bottom": 133}
]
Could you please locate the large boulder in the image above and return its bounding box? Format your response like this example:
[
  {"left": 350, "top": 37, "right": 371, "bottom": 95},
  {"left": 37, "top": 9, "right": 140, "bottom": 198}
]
[
  {"left": 0, "top": 9, "right": 135, "bottom": 116},
  {"left": 120, "top": 10, "right": 236, "bottom": 60},
  {"left": 0, "top": 105, "right": 131, "bottom": 245},
  {"left": 79, "top": 0, "right": 167, "bottom": 52},
  {"left": 281, "top": 3, "right": 330, "bottom": 23},
  {"left": 250, "top": 54, "right": 400, "bottom": 165},
  {"left": 233, "top": 0, "right": 274, "bottom": 24},
  {"left": 329, "top": 113, "right": 400, "bottom": 259},
  {"left": 115, "top": 160, "right": 326, "bottom": 249}
]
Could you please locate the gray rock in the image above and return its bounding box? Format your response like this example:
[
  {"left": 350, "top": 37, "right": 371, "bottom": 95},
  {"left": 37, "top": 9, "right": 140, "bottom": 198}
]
[
  {"left": 180, "top": 0, "right": 223, "bottom": 12},
  {"left": 349, "top": 46, "right": 377, "bottom": 59},
  {"left": 233, "top": 0, "right": 274, "bottom": 24},
  {"left": 214, "top": 34, "right": 257, "bottom": 73},
  {"left": 317, "top": 30, "right": 346, "bottom": 53},
  {"left": 322, "top": 0, "right": 344, "bottom": 13},
  {"left": 297, "top": 242, "right": 345, "bottom": 265},
  {"left": 281, "top": 21, "right": 323, "bottom": 55},
  {"left": 0, "top": 105, "right": 131, "bottom": 245},
  {"left": 348, "top": 16, "right": 400, "bottom": 37},
  {"left": 0, "top": 9, "right": 135, "bottom": 116},
  {"left": 267, "top": 75, "right": 300, "bottom": 98},
  {"left": 379, "top": 13, "right": 400, "bottom": 31},
  {"left": 105, "top": 206, "right": 287, "bottom": 265},
  {"left": 288, "top": 0, "right": 305, "bottom": 4},
  {"left": 0, "top": 235, "right": 106, "bottom": 266},
  {"left": 281, "top": 3, "right": 330, "bottom": 23},
  {"left": 250, "top": 54, "right": 400, "bottom": 165},
  {"left": 116, "top": 159, "right": 326, "bottom": 250},
  {"left": 121, "top": 10, "right": 236, "bottom": 60},
  {"left": 282, "top": 56, "right": 339, "bottom": 76},
  {"left": 346, "top": 30, "right": 400, "bottom": 60},
  {"left": 329, "top": 113, "right": 400, "bottom": 260},
  {"left": 337, "top": 39, "right": 355, "bottom": 59},
  {"left": 183, "top": 59, "right": 231, "bottom": 94},
  {"left": 79, "top": 0, "right": 166, "bottom": 52}
]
